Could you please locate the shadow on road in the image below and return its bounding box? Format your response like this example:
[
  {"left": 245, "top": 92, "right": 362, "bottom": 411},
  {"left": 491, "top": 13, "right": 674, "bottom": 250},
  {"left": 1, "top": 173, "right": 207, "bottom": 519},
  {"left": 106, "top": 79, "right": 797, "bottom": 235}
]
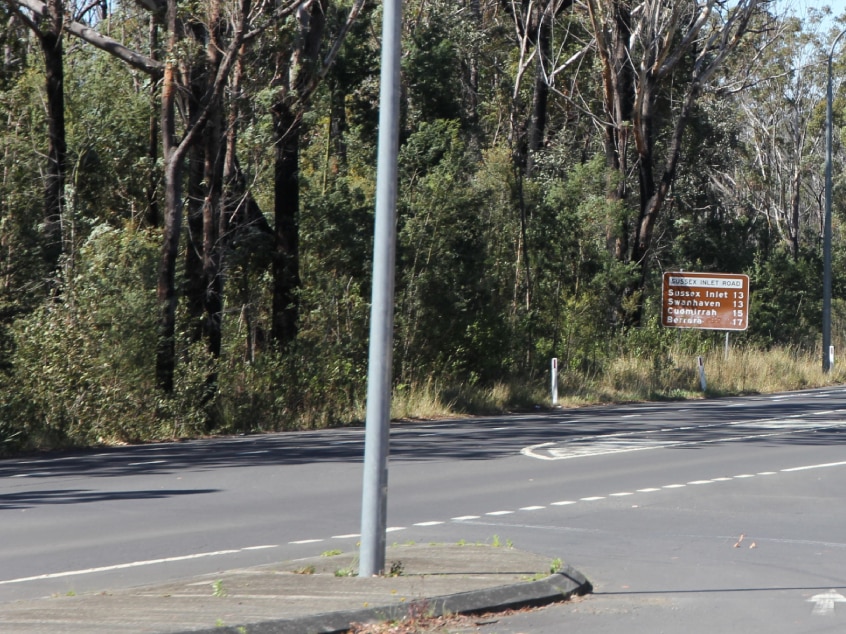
[
  {"left": 0, "top": 488, "right": 218, "bottom": 510},
  {"left": 1, "top": 390, "right": 845, "bottom": 481}
]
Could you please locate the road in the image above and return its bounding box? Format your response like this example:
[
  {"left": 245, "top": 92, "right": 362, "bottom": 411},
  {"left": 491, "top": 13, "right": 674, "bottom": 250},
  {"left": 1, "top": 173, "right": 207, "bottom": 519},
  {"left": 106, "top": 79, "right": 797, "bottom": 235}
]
[{"left": 2, "top": 387, "right": 846, "bottom": 632}]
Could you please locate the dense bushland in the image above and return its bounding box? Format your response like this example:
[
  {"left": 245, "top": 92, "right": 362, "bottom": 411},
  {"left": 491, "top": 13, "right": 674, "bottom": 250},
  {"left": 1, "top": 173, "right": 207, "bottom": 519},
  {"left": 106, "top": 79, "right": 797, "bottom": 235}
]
[{"left": 1, "top": 1, "right": 846, "bottom": 454}]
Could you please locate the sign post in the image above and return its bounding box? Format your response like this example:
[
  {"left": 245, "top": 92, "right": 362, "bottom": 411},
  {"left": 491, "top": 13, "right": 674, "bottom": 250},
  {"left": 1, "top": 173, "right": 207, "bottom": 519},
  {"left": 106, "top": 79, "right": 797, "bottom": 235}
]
[{"left": 661, "top": 272, "right": 749, "bottom": 331}]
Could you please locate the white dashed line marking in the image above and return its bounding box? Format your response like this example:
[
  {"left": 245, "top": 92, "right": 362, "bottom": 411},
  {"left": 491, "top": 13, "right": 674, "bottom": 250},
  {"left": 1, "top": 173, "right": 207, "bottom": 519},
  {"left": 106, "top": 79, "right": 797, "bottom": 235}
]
[
  {"left": 520, "top": 506, "right": 545, "bottom": 511},
  {"left": 486, "top": 511, "right": 514, "bottom": 516},
  {"left": 413, "top": 521, "right": 444, "bottom": 527},
  {"left": 451, "top": 515, "right": 480, "bottom": 521}
]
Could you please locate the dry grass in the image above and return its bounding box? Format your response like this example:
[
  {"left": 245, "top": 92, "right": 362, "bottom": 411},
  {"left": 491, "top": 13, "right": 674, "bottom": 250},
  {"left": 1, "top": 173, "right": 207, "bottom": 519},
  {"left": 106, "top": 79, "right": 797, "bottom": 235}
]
[{"left": 391, "top": 346, "right": 846, "bottom": 420}]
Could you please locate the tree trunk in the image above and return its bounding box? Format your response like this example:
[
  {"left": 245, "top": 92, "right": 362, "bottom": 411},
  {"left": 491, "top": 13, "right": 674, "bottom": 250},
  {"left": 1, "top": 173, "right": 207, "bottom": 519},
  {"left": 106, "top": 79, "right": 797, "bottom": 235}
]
[
  {"left": 40, "top": 0, "right": 66, "bottom": 273},
  {"left": 155, "top": 0, "right": 181, "bottom": 393},
  {"left": 270, "top": 102, "right": 301, "bottom": 349},
  {"left": 145, "top": 13, "right": 160, "bottom": 228},
  {"left": 202, "top": 0, "right": 225, "bottom": 364}
]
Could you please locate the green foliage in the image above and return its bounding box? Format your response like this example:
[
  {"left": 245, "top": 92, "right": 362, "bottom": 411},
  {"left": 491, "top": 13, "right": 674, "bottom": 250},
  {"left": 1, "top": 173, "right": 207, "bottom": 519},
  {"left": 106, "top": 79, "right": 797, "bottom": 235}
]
[
  {"left": 749, "top": 248, "right": 821, "bottom": 349},
  {"left": 0, "top": 1, "right": 838, "bottom": 453},
  {"left": 0, "top": 225, "right": 207, "bottom": 451}
]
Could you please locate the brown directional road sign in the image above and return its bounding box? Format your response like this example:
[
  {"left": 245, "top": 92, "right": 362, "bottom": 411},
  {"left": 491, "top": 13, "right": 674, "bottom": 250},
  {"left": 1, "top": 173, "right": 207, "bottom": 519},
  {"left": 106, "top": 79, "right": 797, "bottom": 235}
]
[{"left": 661, "top": 272, "right": 749, "bottom": 331}]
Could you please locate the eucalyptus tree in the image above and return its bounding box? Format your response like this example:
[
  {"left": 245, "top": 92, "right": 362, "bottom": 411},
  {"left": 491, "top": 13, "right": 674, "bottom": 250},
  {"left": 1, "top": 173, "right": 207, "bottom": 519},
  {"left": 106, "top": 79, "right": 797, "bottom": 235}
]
[
  {"left": 583, "top": 0, "right": 779, "bottom": 324},
  {"left": 716, "top": 10, "right": 836, "bottom": 260}
]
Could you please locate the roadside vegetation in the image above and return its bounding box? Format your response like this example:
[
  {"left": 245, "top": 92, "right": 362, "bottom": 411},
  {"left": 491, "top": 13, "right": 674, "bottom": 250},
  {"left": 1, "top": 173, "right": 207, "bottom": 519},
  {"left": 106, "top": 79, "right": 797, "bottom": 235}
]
[{"left": 1, "top": 2, "right": 845, "bottom": 456}]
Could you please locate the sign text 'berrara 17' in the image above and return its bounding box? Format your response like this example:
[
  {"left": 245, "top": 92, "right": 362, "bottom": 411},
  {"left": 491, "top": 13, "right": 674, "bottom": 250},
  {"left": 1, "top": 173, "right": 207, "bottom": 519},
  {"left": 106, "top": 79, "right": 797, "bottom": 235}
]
[{"left": 661, "top": 272, "right": 749, "bottom": 331}]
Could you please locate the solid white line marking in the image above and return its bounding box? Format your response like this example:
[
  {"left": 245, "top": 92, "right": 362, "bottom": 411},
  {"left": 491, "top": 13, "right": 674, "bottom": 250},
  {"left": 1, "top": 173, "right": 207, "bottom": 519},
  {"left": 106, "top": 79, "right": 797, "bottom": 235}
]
[
  {"left": 782, "top": 460, "right": 846, "bottom": 473},
  {"left": 0, "top": 549, "right": 247, "bottom": 585}
]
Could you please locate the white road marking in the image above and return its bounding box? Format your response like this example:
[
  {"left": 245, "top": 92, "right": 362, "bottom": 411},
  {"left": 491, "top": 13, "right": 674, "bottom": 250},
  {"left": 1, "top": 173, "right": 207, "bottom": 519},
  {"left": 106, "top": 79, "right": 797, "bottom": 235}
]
[
  {"left": 782, "top": 460, "right": 846, "bottom": 472},
  {"left": 522, "top": 414, "right": 846, "bottom": 461},
  {"left": 520, "top": 506, "right": 545, "bottom": 511},
  {"left": 610, "top": 492, "right": 634, "bottom": 497},
  {"left": 452, "top": 515, "right": 480, "bottom": 521},
  {"left": 413, "top": 521, "right": 444, "bottom": 527},
  {"left": 663, "top": 484, "right": 686, "bottom": 489},
  {"left": 580, "top": 496, "right": 606, "bottom": 501},
  {"left": 486, "top": 510, "right": 514, "bottom": 516},
  {"left": 687, "top": 480, "right": 713, "bottom": 485},
  {"left": 0, "top": 546, "right": 277, "bottom": 585},
  {"left": 638, "top": 488, "right": 661, "bottom": 492},
  {"left": 289, "top": 539, "right": 323, "bottom": 544},
  {"left": 551, "top": 501, "right": 577, "bottom": 506},
  {"left": 809, "top": 590, "right": 846, "bottom": 615},
  {"left": 386, "top": 527, "right": 406, "bottom": 532},
  {"left": 331, "top": 533, "right": 360, "bottom": 539}
]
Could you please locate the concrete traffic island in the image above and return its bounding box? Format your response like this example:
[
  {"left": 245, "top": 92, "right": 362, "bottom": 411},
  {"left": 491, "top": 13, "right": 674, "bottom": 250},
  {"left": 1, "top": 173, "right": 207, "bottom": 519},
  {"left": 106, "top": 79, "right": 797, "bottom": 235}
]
[{"left": 0, "top": 544, "right": 592, "bottom": 633}]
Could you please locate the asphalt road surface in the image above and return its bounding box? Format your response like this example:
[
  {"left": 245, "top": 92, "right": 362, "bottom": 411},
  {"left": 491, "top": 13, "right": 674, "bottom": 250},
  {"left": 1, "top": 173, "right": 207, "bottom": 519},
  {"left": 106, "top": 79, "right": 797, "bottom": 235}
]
[{"left": 2, "top": 386, "right": 846, "bottom": 633}]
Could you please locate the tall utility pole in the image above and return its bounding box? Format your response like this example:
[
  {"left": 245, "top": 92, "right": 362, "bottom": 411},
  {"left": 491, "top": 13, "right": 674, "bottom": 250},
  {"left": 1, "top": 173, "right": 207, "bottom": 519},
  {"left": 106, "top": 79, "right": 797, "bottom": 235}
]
[
  {"left": 824, "top": 28, "right": 846, "bottom": 373},
  {"left": 359, "top": 0, "right": 403, "bottom": 577}
]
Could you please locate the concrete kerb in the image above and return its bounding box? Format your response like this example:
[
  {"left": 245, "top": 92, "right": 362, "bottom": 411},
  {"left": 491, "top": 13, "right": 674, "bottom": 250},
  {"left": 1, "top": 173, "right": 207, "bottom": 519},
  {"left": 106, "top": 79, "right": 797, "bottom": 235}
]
[{"left": 182, "top": 564, "right": 593, "bottom": 634}]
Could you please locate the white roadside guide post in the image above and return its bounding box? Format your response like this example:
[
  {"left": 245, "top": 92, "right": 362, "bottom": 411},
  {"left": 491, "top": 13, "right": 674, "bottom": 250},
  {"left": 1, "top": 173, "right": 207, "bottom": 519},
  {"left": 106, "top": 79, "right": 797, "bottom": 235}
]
[
  {"left": 697, "top": 356, "right": 707, "bottom": 392},
  {"left": 551, "top": 358, "right": 558, "bottom": 406}
]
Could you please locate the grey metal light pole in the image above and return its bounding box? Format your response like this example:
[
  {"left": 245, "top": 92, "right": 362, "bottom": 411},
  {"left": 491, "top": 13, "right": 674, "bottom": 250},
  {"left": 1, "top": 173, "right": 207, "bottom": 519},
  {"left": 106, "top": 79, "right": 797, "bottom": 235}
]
[
  {"left": 824, "top": 29, "right": 846, "bottom": 372},
  {"left": 359, "top": 0, "right": 403, "bottom": 578}
]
